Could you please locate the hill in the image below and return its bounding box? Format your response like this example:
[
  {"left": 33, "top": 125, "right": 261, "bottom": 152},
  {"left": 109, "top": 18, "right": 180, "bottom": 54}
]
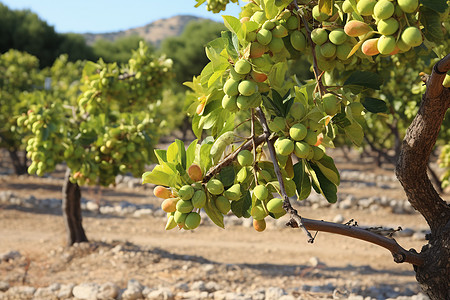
[{"left": 82, "top": 15, "right": 205, "bottom": 47}]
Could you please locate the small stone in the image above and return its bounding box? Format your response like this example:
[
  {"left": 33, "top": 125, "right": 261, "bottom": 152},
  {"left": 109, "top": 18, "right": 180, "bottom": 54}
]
[
  {"left": 309, "top": 256, "right": 325, "bottom": 267},
  {"left": 0, "top": 281, "right": 10, "bottom": 292},
  {"left": 8, "top": 286, "right": 36, "bottom": 298},
  {"left": 73, "top": 283, "right": 99, "bottom": 300},
  {"left": 121, "top": 279, "right": 143, "bottom": 300},
  {"left": 0, "top": 250, "right": 21, "bottom": 261},
  {"left": 412, "top": 232, "right": 427, "bottom": 241},
  {"left": 57, "top": 284, "right": 75, "bottom": 299},
  {"left": 333, "top": 214, "right": 345, "bottom": 224},
  {"left": 205, "top": 281, "right": 220, "bottom": 292},
  {"left": 278, "top": 296, "right": 296, "bottom": 300},
  {"left": 97, "top": 282, "right": 119, "bottom": 300},
  {"left": 174, "top": 282, "right": 189, "bottom": 292},
  {"left": 178, "top": 290, "right": 209, "bottom": 299},
  {"left": 86, "top": 201, "right": 99, "bottom": 211},
  {"left": 146, "top": 287, "right": 174, "bottom": 300},
  {"left": 191, "top": 281, "right": 206, "bottom": 291},
  {"left": 265, "top": 287, "right": 286, "bottom": 300}
]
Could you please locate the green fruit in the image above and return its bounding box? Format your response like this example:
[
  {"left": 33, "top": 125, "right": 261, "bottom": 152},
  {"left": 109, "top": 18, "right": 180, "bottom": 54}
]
[
  {"left": 224, "top": 184, "right": 241, "bottom": 201},
  {"left": 377, "top": 35, "right": 396, "bottom": 55},
  {"left": 322, "top": 93, "right": 339, "bottom": 115},
  {"left": 230, "top": 67, "right": 246, "bottom": 80},
  {"left": 236, "top": 167, "right": 249, "bottom": 183},
  {"left": 336, "top": 43, "right": 352, "bottom": 60},
  {"left": 267, "top": 198, "right": 284, "bottom": 213},
  {"left": 176, "top": 199, "right": 194, "bottom": 213},
  {"left": 312, "top": 5, "right": 329, "bottom": 21},
  {"left": 223, "top": 78, "right": 240, "bottom": 96},
  {"left": 329, "top": 29, "right": 348, "bottom": 45},
  {"left": 207, "top": 179, "right": 224, "bottom": 195},
  {"left": 357, "top": 0, "right": 376, "bottom": 16},
  {"left": 234, "top": 59, "right": 252, "bottom": 74},
  {"left": 262, "top": 20, "right": 276, "bottom": 30},
  {"left": 275, "top": 138, "right": 295, "bottom": 156},
  {"left": 320, "top": 42, "right": 337, "bottom": 58},
  {"left": 342, "top": 0, "right": 354, "bottom": 12},
  {"left": 304, "top": 130, "right": 318, "bottom": 146},
  {"left": 246, "top": 31, "right": 257, "bottom": 42},
  {"left": 311, "top": 28, "right": 328, "bottom": 46},
  {"left": 396, "top": 39, "right": 411, "bottom": 52},
  {"left": 174, "top": 211, "right": 188, "bottom": 224},
  {"left": 251, "top": 11, "right": 267, "bottom": 23},
  {"left": 257, "top": 29, "right": 273, "bottom": 45},
  {"left": 251, "top": 204, "right": 268, "bottom": 220},
  {"left": 222, "top": 95, "right": 239, "bottom": 112},
  {"left": 377, "top": 18, "right": 399, "bottom": 36},
  {"left": 185, "top": 212, "right": 201, "bottom": 229},
  {"left": 286, "top": 15, "right": 299, "bottom": 30},
  {"left": 215, "top": 196, "right": 231, "bottom": 214},
  {"left": 401, "top": 27, "right": 423, "bottom": 47},
  {"left": 284, "top": 178, "right": 297, "bottom": 197},
  {"left": 268, "top": 37, "right": 285, "bottom": 53},
  {"left": 253, "top": 184, "right": 269, "bottom": 200},
  {"left": 294, "top": 141, "right": 310, "bottom": 158},
  {"left": 237, "top": 149, "right": 253, "bottom": 166},
  {"left": 373, "top": 0, "right": 395, "bottom": 19},
  {"left": 398, "top": 0, "right": 418, "bottom": 13},
  {"left": 312, "top": 146, "right": 325, "bottom": 160},
  {"left": 306, "top": 146, "right": 315, "bottom": 160},
  {"left": 349, "top": 102, "right": 365, "bottom": 115},
  {"left": 290, "top": 30, "right": 307, "bottom": 51},
  {"left": 178, "top": 185, "right": 195, "bottom": 200},
  {"left": 237, "top": 93, "right": 262, "bottom": 110},
  {"left": 238, "top": 80, "right": 258, "bottom": 96},
  {"left": 289, "top": 123, "right": 308, "bottom": 141},
  {"left": 192, "top": 190, "right": 207, "bottom": 208},
  {"left": 272, "top": 24, "right": 288, "bottom": 38},
  {"left": 288, "top": 102, "right": 307, "bottom": 121},
  {"left": 268, "top": 116, "right": 286, "bottom": 132}
]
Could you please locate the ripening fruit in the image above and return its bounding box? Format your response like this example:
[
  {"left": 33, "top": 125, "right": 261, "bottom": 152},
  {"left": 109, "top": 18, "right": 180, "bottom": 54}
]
[
  {"left": 286, "top": 15, "right": 299, "bottom": 30},
  {"left": 176, "top": 199, "right": 194, "bottom": 213},
  {"left": 251, "top": 204, "right": 268, "bottom": 220},
  {"left": 250, "top": 42, "right": 267, "bottom": 58},
  {"left": 192, "top": 190, "right": 207, "bottom": 208},
  {"left": 185, "top": 212, "right": 201, "bottom": 229},
  {"left": 238, "top": 80, "right": 258, "bottom": 96},
  {"left": 257, "top": 29, "right": 273, "bottom": 45},
  {"left": 224, "top": 183, "right": 241, "bottom": 201},
  {"left": 373, "top": 0, "right": 395, "bottom": 19},
  {"left": 253, "top": 184, "right": 269, "bottom": 200},
  {"left": 223, "top": 78, "right": 240, "bottom": 96},
  {"left": 161, "top": 198, "right": 179, "bottom": 213},
  {"left": 312, "top": 146, "right": 325, "bottom": 160},
  {"left": 401, "top": 27, "right": 423, "bottom": 47},
  {"left": 237, "top": 149, "right": 253, "bottom": 166},
  {"left": 289, "top": 123, "right": 308, "bottom": 141},
  {"left": 267, "top": 198, "right": 284, "bottom": 213},
  {"left": 207, "top": 179, "right": 224, "bottom": 195},
  {"left": 304, "top": 130, "right": 319, "bottom": 146},
  {"left": 322, "top": 93, "right": 339, "bottom": 115},
  {"left": 234, "top": 59, "right": 252, "bottom": 74},
  {"left": 377, "top": 18, "right": 399, "bottom": 36},
  {"left": 215, "top": 196, "right": 231, "bottom": 214},
  {"left": 377, "top": 35, "right": 396, "bottom": 55},
  {"left": 272, "top": 24, "right": 288, "bottom": 38},
  {"left": 222, "top": 95, "right": 239, "bottom": 112},
  {"left": 251, "top": 70, "right": 268, "bottom": 82},
  {"left": 362, "top": 38, "right": 380, "bottom": 56},
  {"left": 311, "top": 28, "right": 329, "bottom": 45},
  {"left": 253, "top": 219, "right": 266, "bottom": 232},
  {"left": 357, "top": 0, "right": 377, "bottom": 16},
  {"left": 268, "top": 37, "right": 285, "bottom": 53},
  {"left": 275, "top": 138, "right": 295, "bottom": 156},
  {"left": 329, "top": 29, "right": 348, "bottom": 45},
  {"left": 344, "top": 20, "right": 372, "bottom": 37},
  {"left": 398, "top": 0, "right": 419, "bottom": 13},
  {"left": 290, "top": 30, "right": 307, "bottom": 51},
  {"left": 320, "top": 42, "right": 337, "bottom": 58},
  {"left": 294, "top": 141, "right": 310, "bottom": 158},
  {"left": 312, "top": 5, "right": 329, "bottom": 21},
  {"left": 178, "top": 185, "right": 195, "bottom": 200},
  {"left": 154, "top": 186, "right": 172, "bottom": 199}
]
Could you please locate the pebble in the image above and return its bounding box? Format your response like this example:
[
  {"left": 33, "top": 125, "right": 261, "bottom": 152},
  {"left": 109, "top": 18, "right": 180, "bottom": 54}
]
[
  {"left": 145, "top": 287, "right": 174, "bottom": 300},
  {"left": 333, "top": 214, "right": 345, "bottom": 224},
  {"left": 0, "top": 250, "right": 21, "bottom": 262},
  {"left": 57, "top": 284, "right": 74, "bottom": 299},
  {"left": 97, "top": 282, "right": 119, "bottom": 300},
  {"left": 72, "top": 283, "right": 100, "bottom": 300},
  {"left": 0, "top": 282, "right": 9, "bottom": 292},
  {"left": 265, "top": 287, "right": 286, "bottom": 300}
]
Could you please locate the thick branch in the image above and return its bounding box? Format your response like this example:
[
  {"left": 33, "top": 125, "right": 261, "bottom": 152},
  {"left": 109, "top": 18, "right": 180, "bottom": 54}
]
[
  {"left": 395, "top": 55, "right": 450, "bottom": 231},
  {"left": 300, "top": 218, "right": 424, "bottom": 266}
]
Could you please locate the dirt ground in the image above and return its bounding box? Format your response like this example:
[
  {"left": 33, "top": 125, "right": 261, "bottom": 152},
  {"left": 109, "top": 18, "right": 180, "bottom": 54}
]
[{"left": 0, "top": 149, "right": 448, "bottom": 299}]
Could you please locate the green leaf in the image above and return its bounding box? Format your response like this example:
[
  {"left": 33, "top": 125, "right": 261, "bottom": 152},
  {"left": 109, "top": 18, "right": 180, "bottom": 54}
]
[
  {"left": 204, "top": 195, "right": 225, "bottom": 228},
  {"left": 154, "top": 149, "right": 167, "bottom": 165},
  {"left": 420, "top": 7, "right": 445, "bottom": 43},
  {"left": 218, "top": 166, "right": 236, "bottom": 187},
  {"left": 263, "top": 0, "right": 279, "bottom": 19},
  {"left": 361, "top": 97, "right": 388, "bottom": 113},
  {"left": 221, "top": 31, "right": 239, "bottom": 61},
  {"left": 309, "top": 163, "right": 338, "bottom": 203},
  {"left": 344, "top": 121, "right": 364, "bottom": 146},
  {"left": 268, "top": 62, "right": 288, "bottom": 90},
  {"left": 142, "top": 163, "right": 176, "bottom": 186},
  {"left": 194, "top": 0, "right": 207, "bottom": 7},
  {"left": 199, "top": 142, "right": 214, "bottom": 175},
  {"left": 319, "top": 0, "right": 334, "bottom": 15},
  {"left": 316, "top": 155, "right": 340, "bottom": 185},
  {"left": 344, "top": 71, "right": 383, "bottom": 91},
  {"left": 332, "top": 112, "right": 352, "bottom": 128},
  {"left": 200, "top": 62, "right": 214, "bottom": 87},
  {"left": 166, "top": 140, "right": 186, "bottom": 168},
  {"left": 185, "top": 139, "right": 198, "bottom": 168},
  {"left": 421, "top": 0, "right": 448, "bottom": 13},
  {"left": 223, "top": 15, "right": 245, "bottom": 41},
  {"left": 231, "top": 190, "right": 252, "bottom": 218},
  {"left": 293, "top": 161, "right": 311, "bottom": 200}
]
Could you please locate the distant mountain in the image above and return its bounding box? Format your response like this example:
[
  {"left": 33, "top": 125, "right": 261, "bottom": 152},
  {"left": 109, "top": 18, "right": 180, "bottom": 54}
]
[{"left": 82, "top": 15, "right": 206, "bottom": 47}]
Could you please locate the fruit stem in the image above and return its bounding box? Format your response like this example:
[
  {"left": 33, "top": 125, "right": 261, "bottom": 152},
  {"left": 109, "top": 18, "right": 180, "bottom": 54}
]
[{"left": 255, "top": 107, "right": 314, "bottom": 242}]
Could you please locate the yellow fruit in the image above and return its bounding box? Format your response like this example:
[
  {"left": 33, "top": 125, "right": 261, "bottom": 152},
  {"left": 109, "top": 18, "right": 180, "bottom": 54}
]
[
  {"left": 401, "top": 27, "right": 423, "bottom": 47},
  {"left": 161, "top": 198, "right": 179, "bottom": 213},
  {"left": 253, "top": 184, "right": 269, "bottom": 200},
  {"left": 267, "top": 198, "right": 284, "bottom": 213},
  {"left": 289, "top": 123, "right": 308, "bottom": 141},
  {"left": 362, "top": 38, "right": 380, "bottom": 56},
  {"left": 275, "top": 138, "right": 295, "bottom": 156},
  {"left": 238, "top": 80, "right": 258, "bottom": 96},
  {"left": 357, "top": 0, "right": 376, "bottom": 16},
  {"left": 377, "top": 35, "right": 396, "bottom": 55},
  {"left": 377, "top": 18, "right": 399, "bottom": 36},
  {"left": 237, "top": 149, "right": 253, "bottom": 166},
  {"left": 373, "top": 0, "right": 395, "bottom": 19},
  {"left": 234, "top": 59, "right": 252, "bottom": 74},
  {"left": 154, "top": 186, "right": 172, "bottom": 199},
  {"left": 398, "top": 0, "right": 419, "bottom": 13},
  {"left": 253, "top": 219, "right": 266, "bottom": 232},
  {"left": 344, "top": 20, "right": 372, "bottom": 37}
]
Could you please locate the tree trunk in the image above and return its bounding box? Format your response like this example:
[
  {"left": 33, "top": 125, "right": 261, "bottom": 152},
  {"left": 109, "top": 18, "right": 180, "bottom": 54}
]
[
  {"left": 395, "top": 55, "right": 450, "bottom": 299},
  {"left": 8, "top": 149, "right": 27, "bottom": 175},
  {"left": 62, "top": 168, "right": 88, "bottom": 246}
]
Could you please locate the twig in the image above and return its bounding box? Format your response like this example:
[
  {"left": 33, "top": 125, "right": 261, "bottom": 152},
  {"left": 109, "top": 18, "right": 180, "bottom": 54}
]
[
  {"left": 250, "top": 109, "right": 259, "bottom": 184},
  {"left": 255, "top": 107, "right": 315, "bottom": 242}
]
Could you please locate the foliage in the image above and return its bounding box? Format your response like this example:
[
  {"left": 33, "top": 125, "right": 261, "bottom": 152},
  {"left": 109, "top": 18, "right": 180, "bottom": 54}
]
[{"left": 92, "top": 35, "right": 153, "bottom": 64}]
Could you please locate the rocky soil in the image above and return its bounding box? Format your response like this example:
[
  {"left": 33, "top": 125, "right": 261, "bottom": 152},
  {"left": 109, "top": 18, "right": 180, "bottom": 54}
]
[{"left": 0, "top": 150, "right": 448, "bottom": 300}]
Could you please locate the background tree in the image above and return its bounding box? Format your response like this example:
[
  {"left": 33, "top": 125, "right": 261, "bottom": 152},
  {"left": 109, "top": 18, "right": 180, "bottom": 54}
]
[{"left": 91, "top": 35, "right": 152, "bottom": 64}]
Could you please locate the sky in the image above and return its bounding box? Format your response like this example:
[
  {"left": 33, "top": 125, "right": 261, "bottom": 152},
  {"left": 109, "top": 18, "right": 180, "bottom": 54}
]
[{"left": 0, "top": 0, "right": 243, "bottom": 34}]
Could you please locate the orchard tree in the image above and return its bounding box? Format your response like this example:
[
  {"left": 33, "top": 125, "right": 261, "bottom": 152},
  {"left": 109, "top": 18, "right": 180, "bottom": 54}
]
[
  {"left": 143, "top": 0, "right": 450, "bottom": 298},
  {"left": 18, "top": 42, "right": 173, "bottom": 245}
]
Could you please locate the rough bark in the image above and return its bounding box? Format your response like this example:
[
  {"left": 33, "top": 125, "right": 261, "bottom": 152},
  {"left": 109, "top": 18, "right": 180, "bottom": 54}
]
[
  {"left": 8, "top": 149, "right": 27, "bottom": 175},
  {"left": 62, "top": 168, "right": 88, "bottom": 246},
  {"left": 395, "top": 55, "right": 450, "bottom": 299}
]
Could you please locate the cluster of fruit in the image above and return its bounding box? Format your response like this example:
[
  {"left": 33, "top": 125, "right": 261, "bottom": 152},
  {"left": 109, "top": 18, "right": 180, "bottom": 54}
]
[{"left": 199, "top": 0, "right": 239, "bottom": 13}]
